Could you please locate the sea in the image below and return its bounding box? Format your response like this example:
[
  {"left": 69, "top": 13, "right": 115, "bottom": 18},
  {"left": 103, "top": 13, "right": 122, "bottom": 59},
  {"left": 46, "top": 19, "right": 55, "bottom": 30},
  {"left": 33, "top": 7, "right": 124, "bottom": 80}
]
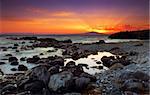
[{"left": 0, "top": 35, "right": 141, "bottom": 75}]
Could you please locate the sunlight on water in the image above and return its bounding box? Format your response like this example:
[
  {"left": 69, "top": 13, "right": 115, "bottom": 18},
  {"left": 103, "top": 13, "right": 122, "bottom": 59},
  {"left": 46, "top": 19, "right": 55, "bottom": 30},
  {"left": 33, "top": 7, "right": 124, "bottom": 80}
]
[{"left": 65, "top": 52, "right": 115, "bottom": 75}]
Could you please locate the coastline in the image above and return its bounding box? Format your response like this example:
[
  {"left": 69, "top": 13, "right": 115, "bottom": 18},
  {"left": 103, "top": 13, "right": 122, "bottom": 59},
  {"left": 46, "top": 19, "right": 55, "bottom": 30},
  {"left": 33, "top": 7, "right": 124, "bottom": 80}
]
[{"left": 0, "top": 37, "right": 149, "bottom": 95}]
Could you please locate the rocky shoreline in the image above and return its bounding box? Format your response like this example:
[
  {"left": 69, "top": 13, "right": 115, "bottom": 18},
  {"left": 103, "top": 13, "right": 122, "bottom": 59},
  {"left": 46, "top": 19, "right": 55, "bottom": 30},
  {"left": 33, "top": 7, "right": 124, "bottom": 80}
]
[{"left": 0, "top": 37, "right": 149, "bottom": 95}]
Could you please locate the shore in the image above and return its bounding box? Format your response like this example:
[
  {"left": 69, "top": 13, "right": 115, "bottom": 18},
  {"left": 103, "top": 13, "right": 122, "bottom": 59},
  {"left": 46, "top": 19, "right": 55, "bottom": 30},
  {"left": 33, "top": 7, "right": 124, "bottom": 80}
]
[{"left": 0, "top": 37, "right": 149, "bottom": 95}]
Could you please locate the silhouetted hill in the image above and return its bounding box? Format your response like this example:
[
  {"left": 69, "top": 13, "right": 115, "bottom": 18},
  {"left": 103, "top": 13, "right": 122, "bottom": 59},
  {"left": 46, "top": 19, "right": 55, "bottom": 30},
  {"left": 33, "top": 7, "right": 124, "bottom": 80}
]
[
  {"left": 79, "top": 32, "right": 107, "bottom": 36},
  {"left": 108, "top": 30, "right": 149, "bottom": 40}
]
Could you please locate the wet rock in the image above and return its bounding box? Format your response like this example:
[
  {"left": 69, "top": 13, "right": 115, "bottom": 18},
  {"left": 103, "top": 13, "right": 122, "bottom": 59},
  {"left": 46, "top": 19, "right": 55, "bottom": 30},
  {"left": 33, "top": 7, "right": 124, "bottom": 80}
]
[
  {"left": 91, "top": 66, "right": 103, "bottom": 70},
  {"left": 10, "top": 61, "right": 19, "bottom": 65},
  {"left": 78, "top": 63, "right": 88, "bottom": 68},
  {"left": 28, "top": 65, "right": 50, "bottom": 84},
  {"left": 109, "top": 63, "right": 124, "bottom": 70},
  {"left": 0, "top": 84, "right": 17, "bottom": 95},
  {"left": 64, "top": 93, "right": 81, "bottom": 95},
  {"left": 66, "top": 61, "right": 76, "bottom": 68},
  {"left": 48, "top": 71, "right": 74, "bottom": 92},
  {"left": 40, "top": 53, "right": 44, "bottom": 55},
  {"left": 116, "top": 71, "right": 150, "bottom": 94},
  {"left": 17, "top": 78, "right": 45, "bottom": 94},
  {"left": 12, "top": 46, "right": 17, "bottom": 49},
  {"left": 75, "top": 77, "right": 90, "bottom": 91},
  {"left": 47, "top": 49, "right": 56, "bottom": 52},
  {"left": 96, "top": 61, "right": 101, "bottom": 64},
  {"left": 27, "top": 55, "right": 40, "bottom": 63},
  {"left": 11, "top": 68, "right": 17, "bottom": 71},
  {"left": 61, "top": 39, "right": 72, "bottom": 43},
  {"left": 24, "top": 80, "right": 45, "bottom": 94},
  {"left": 80, "top": 72, "right": 96, "bottom": 82},
  {"left": 48, "top": 66, "right": 59, "bottom": 75},
  {"left": 3, "top": 48, "right": 7, "bottom": 51},
  {"left": 0, "top": 69, "right": 4, "bottom": 75},
  {"left": 16, "top": 50, "right": 20, "bottom": 52},
  {"left": 110, "top": 86, "right": 122, "bottom": 95},
  {"left": 18, "top": 65, "right": 28, "bottom": 71},
  {"left": 16, "top": 91, "right": 31, "bottom": 95},
  {"left": 0, "top": 62, "right": 5, "bottom": 65},
  {"left": 101, "top": 56, "right": 112, "bottom": 67},
  {"left": 49, "top": 56, "right": 64, "bottom": 66},
  {"left": 71, "top": 65, "right": 84, "bottom": 76},
  {"left": 20, "top": 57, "right": 26, "bottom": 61},
  {"left": 129, "top": 51, "right": 138, "bottom": 56},
  {"left": 8, "top": 57, "right": 18, "bottom": 62},
  {"left": 5, "top": 54, "right": 12, "bottom": 57},
  {"left": 14, "top": 43, "right": 19, "bottom": 46},
  {"left": 96, "top": 40, "right": 105, "bottom": 44}
]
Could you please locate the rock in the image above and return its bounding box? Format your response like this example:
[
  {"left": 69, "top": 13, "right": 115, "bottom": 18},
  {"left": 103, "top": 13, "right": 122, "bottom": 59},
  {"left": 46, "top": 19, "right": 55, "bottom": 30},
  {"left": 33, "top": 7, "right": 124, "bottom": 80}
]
[
  {"left": 40, "top": 53, "right": 44, "bottom": 55},
  {"left": 101, "top": 56, "right": 112, "bottom": 67},
  {"left": 75, "top": 77, "right": 90, "bottom": 91},
  {"left": 17, "top": 78, "right": 45, "bottom": 94},
  {"left": 96, "top": 61, "right": 101, "bottom": 64},
  {"left": 18, "top": 65, "right": 28, "bottom": 71},
  {"left": 5, "top": 54, "right": 12, "bottom": 57},
  {"left": 16, "top": 91, "right": 31, "bottom": 95},
  {"left": 16, "top": 50, "right": 19, "bottom": 52},
  {"left": 80, "top": 72, "right": 96, "bottom": 82},
  {"left": 24, "top": 80, "right": 45, "bottom": 94},
  {"left": 20, "top": 57, "right": 26, "bottom": 61},
  {"left": 10, "top": 61, "right": 19, "bottom": 65},
  {"left": 48, "top": 71, "right": 74, "bottom": 92},
  {"left": 109, "top": 63, "right": 124, "bottom": 70},
  {"left": 64, "top": 93, "right": 81, "bottom": 95},
  {"left": 70, "top": 65, "right": 84, "bottom": 76},
  {"left": 27, "top": 55, "right": 40, "bottom": 63},
  {"left": 129, "top": 51, "right": 138, "bottom": 56},
  {"left": 28, "top": 65, "right": 50, "bottom": 84},
  {"left": 11, "top": 68, "right": 17, "bottom": 71},
  {"left": 96, "top": 40, "right": 105, "bottom": 44},
  {"left": 61, "top": 39, "right": 72, "bottom": 43},
  {"left": 110, "top": 86, "right": 122, "bottom": 95},
  {"left": 66, "top": 61, "right": 76, "bottom": 68},
  {"left": 47, "top": 49, "right": 55, "bottom": 52},
  {"left": 0, "top": 69, "right": 4, "bottom": 75},
  {"left": 116, "top": 71, "right": 150, "bottom": 94},
  {"left": 0, "top": 62, "right": 5, "bottom": 65},
  {"left": 0, "top": 84, "right": 17, "bottom": 95},
  {"left": 8, "top": 57, "right": 18, "bottom": 62},
  {"left": 48, "top": 66, "right": 59, "bottom": 75},
  {"left": 49, "top": 57, "right": 64, "bottom": 66},
  {"left": 91, "top": 66, "right": 103, "bottom": 70},
  {"left": 12, "top": 46, "right": 17, "bottom": 49},
  {"left": 14, "top": 43, "right": 19, "bottom": 46},
  {"left": 78, "top": 63, "right": 88, "bottom": 68}
]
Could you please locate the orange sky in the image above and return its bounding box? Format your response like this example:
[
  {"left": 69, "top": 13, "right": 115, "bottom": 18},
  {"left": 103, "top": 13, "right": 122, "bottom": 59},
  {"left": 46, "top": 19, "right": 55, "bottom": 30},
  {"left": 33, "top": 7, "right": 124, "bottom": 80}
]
[{"left": 1, "top": 0, "right": 149, "bottom": 34}]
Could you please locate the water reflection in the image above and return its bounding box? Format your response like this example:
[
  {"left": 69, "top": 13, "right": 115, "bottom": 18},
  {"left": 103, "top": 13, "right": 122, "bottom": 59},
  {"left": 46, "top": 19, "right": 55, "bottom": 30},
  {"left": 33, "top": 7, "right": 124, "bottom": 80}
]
[{"left": 65, "top": 52, "right": 115, "bottom": 75}]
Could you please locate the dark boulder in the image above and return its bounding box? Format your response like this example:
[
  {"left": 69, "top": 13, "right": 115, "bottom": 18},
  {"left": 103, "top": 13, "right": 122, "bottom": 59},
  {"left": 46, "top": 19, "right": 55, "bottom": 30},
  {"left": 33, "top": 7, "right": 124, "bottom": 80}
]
[
  {"left": 48, "top": 71, "right": 74, "bottom": 92},
  {"left": 66, "top": 61, "right": 76, "bottom": 68},
  {"left": 11, "top": 68, "right": 17, "bottom": 71},
  {"left": 0, "top": 84, "right": 17, "bottom": 95},
  {"left": 48, "top": 66, "right": 59, "bottom": 75},
  {"left": 0, "top": 62, "right": 5, "bottom": 65},
  {"left": 27, "top": 55, "right": 40, "bottom": 63},
  {"left": 10, "top": 61, "right": 19, "bottom": 65},
  {"left": 18, "top": 65, "right": 28, "bottom": 71},
  {"left": 75, "top": 77, "right": 90, "bottom": 91},
  {"left": 27, "top": 65, "right": 50, "bottom": 84},
  {"left": 20, "top": 57, "right": 26, "bottom": 61},
  {"left": 96, "top": 40, "right": 105, "bottom": 44},
  {"left": 8, "top": 57, "right": 18, "bottom": 62}
]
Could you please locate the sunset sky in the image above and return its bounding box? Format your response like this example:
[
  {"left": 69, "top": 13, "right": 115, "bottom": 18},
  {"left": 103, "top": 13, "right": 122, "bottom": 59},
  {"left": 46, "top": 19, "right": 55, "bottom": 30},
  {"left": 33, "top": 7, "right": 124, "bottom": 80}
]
[{"left": 0, "top": 0, "right": 149, "bottom": 34}]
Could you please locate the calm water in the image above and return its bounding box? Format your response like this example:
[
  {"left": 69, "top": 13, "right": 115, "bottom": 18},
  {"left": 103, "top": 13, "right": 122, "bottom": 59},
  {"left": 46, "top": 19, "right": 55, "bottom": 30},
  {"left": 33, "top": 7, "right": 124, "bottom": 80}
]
[{"left": 0, "top": 36, "right": 140, "bottom": 74}]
